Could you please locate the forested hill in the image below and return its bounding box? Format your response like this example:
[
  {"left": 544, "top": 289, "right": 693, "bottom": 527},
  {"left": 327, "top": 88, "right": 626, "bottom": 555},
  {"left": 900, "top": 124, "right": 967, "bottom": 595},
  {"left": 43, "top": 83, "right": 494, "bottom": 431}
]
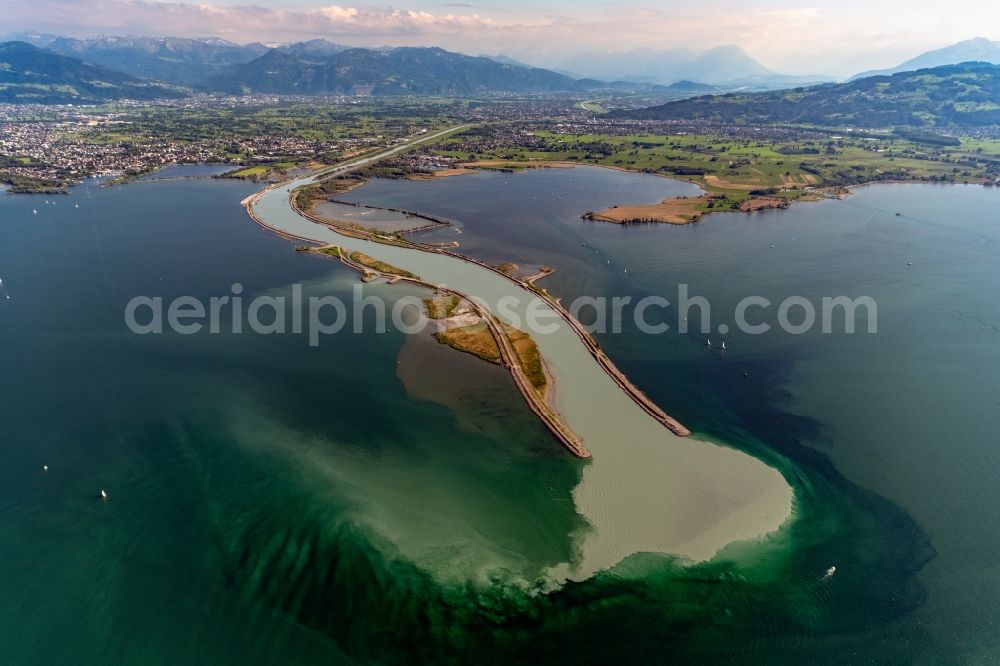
[
  {"left": 206, "top": 46, "right": 580, "bottom": 96},
  {"left": 0, "top": 41, "right": 186, "bottom": 103},
  {"left": 615, "top": 62, "right": 1000, "bottom": 127}
]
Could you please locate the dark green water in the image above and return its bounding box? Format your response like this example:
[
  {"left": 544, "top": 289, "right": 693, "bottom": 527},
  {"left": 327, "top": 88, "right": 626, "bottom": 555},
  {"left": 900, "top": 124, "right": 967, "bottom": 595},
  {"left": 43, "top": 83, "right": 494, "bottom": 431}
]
[
  {"left": 1, "top": 169, "right": 997, "bottom": 663},
  {"left": 344, "top": 170, "right": 1000, "bottom": 662}
]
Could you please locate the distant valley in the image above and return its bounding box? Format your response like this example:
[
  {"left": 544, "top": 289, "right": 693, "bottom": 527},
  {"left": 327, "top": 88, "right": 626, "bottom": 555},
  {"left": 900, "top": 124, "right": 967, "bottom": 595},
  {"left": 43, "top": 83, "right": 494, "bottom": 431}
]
[
  {"left": 3, "top": 31, "right": 1000, "bottom": 131},
  {"left": 538, "top": 44, "right": 833, "bottom": 88}
]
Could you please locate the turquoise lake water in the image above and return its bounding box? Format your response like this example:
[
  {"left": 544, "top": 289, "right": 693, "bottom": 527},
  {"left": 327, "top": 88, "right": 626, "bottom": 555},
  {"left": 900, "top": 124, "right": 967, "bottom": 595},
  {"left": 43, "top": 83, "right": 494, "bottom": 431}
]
[{"left": 1, "top": 168, "right": 998, "bottom": 662}]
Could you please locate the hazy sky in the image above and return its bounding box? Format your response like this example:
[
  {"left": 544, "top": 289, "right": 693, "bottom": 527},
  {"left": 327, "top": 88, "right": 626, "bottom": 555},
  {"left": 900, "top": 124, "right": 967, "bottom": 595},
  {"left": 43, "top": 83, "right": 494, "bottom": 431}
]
[{"left": 4, "top": 0, "right": 998, "bottom": 77}]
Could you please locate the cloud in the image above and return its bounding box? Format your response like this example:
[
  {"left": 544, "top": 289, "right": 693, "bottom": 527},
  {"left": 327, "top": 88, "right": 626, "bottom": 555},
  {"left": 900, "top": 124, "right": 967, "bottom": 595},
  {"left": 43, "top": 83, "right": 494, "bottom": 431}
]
[
  {"left": 3, "top": 0, "right": 997, "bottom": 77},
  {"left": 2, "top": 0, "right": 502, "bottom": 43}
]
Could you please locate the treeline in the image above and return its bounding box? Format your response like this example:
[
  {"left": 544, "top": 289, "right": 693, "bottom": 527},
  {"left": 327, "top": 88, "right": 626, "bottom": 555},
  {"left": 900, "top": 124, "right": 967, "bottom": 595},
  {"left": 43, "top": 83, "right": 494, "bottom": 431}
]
[
  {"left": 352, "top": 164, "right": 433, "bottom": 180},
  {"left": 0, "top": 171, "right": 66, "bottom": 194},
  {"left": 294, "top": 176, "right": 364, "bottom": 209},
  {"left": 892, "top": 129, "right": 962, "bottom": 146}
]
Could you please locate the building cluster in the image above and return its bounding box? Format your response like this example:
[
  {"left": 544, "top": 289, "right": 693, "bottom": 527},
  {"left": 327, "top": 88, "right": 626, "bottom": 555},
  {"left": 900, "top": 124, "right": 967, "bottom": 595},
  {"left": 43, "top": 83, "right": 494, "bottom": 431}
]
[
  {"left": 0, "top": 98, "right": 382, "bottom": 188},
  {"left": 461, "top": 98, "right": 582, "bottom": 123},
  {"left": 0, "top": 118, "right": 229, "bottom": 183},
  {"left": 432, "top": 123, "right": 551, "bottom": 156},
  {"left": 0, "top": 119, "right": 345, "bottom": 186},
  {"left": 388, "top": 152, "right": 462, "bottom": 171}
]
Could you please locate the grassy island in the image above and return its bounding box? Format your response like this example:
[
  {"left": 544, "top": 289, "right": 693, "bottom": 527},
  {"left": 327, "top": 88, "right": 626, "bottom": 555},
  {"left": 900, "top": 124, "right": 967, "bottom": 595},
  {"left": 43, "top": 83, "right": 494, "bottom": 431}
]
[
  {"left": 495, "top": 262, "right": 519, "bottom": 275},
  {"left": 423, "top": 296, "right": 461, "bottom": 319},
  {"left": 294, "top": 177, "right": 367, "bottom": 210},
  {"left": 502, "top": 324, "right": 547, "bottom": 392},
  {"left": 310, "top": 245, "right": 417, "bottom": 279},
  {"left": 347, "top": 251, "right": 417, "bottom": 279},
  {"left": 433, "top": 322, "right": 502, "bottom": 363},
  {"left": 424, "top": 295, "right": 548, "bottom": 392}
]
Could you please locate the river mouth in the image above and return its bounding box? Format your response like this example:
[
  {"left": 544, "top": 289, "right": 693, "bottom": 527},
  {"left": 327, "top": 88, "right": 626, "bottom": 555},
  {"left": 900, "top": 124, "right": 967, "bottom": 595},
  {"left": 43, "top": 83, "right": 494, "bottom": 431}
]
[
  {"left": 253, "top": 160, "right": 797, "bottom": 579},
  {"left": 6, "top": 163, "right": 981, "bottom": 662},
  {"left": 332, "top": 170, "right": 1000, "bottom": 659}
]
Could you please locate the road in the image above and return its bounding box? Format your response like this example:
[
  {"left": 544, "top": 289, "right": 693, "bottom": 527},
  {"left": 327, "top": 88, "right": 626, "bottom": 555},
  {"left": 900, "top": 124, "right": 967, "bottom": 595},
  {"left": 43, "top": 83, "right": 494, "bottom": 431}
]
[{"left": 306, "top": 124, "right": 472, "bottom": 183}]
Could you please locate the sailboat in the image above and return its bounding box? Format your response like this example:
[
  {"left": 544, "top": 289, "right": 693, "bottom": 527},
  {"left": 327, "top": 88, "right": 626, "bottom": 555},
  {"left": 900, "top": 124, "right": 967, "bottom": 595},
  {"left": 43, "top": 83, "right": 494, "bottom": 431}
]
[
  {"left": 721, "top": 341, "right": 727, "bottom": 351},
  {"left": 32, "top": 209, "right": 37, "bottom": 215},
  {"left": 706, "top": 339, "right": 712, "bottom": 347}
]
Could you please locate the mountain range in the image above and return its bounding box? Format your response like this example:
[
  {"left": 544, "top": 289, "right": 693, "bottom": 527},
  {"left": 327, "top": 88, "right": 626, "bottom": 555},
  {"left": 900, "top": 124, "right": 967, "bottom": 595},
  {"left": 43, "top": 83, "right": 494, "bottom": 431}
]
[
  {"left": 0, "top": 36, "right": 640, "bottom": 99},
  {"left": 0, "top": 41, "right": 186, "bottom": 103},
  {"left": 1, "top": 32, "right": 833, "bottom": 91},
  {"left": 2, "top": 33, "right": 357, "bottom": 87},
  {"left": 617, "top": 61, "right": 1000, "bottom": 127},
  {"left": 851, "top": 37, "right": 1000, "bottom": 80},
  {"left": 536, "top": 45, "right": 833, "bottom": 88},
  {"left": 5, "top": 30, "right": 1000, "bottom": 112},
  {"left": 40, "top": 36, "right": 267, "bottom": 86},
  {"left": 205, "top": 46, "right": 581, "bottom": 96},
  {"left": 0, "top": 38, "right": 692, "bottom": 100}
]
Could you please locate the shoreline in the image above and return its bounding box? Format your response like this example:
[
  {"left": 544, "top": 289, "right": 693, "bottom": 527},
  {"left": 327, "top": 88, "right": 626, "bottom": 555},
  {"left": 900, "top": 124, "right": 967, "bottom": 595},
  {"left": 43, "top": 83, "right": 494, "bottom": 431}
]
[
  {"left": 243, "top": 160, "right": 697, "bottom": 450},
  {"left": 298, "top": 242, "right": 592, "bottom": 458},
  {"left": 436, "top": 158, "right": 866, "bottom": 226},
  {"left": 317, "top": 198, "right": 452, "bottom": 235},
  {"left": 291, "top": 192, "right": 694, "bottom": 441},
  {"left": 284, "top": 194, "right": 593, "bottom": 457},
  {"left": 241, "top": 135, "right": 786, "bottom": 449},
  {"left": 244, "top": 181, "right": 593, "bottom": 457},
  {"left": 244, "top": 130, "right": 795, "bottom": 569}
]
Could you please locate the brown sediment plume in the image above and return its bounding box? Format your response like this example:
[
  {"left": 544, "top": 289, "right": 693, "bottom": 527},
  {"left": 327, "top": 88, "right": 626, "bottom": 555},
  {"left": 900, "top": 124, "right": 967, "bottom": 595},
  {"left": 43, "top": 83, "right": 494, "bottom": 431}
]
[{"left": 297, "top": 243, "right": 591, "bottom": 458}]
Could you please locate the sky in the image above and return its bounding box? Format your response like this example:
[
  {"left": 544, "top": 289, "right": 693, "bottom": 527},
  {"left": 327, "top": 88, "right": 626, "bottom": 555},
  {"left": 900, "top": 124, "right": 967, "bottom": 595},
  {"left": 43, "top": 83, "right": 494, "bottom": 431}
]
[{"left": 3, "top": 0, "right": 999, "bottom": 78}]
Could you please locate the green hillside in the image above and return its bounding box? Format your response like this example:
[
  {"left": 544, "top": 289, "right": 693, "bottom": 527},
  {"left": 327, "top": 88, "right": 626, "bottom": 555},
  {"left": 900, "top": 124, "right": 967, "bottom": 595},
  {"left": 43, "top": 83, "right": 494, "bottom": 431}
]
[
  {"left": 206, "top": 46, "right": 579, "bottom": 96},
  {"left": 618, "top": 62, "right": 1000, "bottom": 127},
  {"left": 0, "top": 41, "right": 187, "bottom": 103}
]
